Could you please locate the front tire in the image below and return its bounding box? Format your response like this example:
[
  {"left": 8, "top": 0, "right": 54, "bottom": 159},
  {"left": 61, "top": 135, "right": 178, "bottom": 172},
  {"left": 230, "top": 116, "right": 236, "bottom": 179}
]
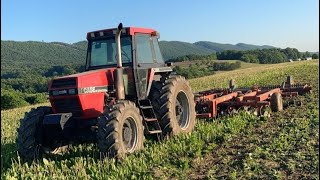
[
  {"left": 97, "top": 101, "right": 144, "bottom": 158},
  {"left": 150, "top": 75, "right": 196, "bottom": 137},
  {"left": 17, "top": 106, "right": 51, "bottom": 161}
]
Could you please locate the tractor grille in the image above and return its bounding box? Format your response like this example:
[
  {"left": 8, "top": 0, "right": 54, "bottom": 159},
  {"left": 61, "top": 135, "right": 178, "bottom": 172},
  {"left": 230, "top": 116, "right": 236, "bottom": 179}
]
[
  {"left": 51, "top": 78, "right": 76, "bottom": 88},
  {"left": 53, "top": 98, "right": 82, "bottom": 117}
]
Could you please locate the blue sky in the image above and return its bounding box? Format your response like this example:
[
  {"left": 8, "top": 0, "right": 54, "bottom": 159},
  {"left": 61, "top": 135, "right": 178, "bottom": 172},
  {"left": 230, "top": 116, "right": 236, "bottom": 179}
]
[{"left": 1, "top": 0, "right": 319, "bottom": 52}]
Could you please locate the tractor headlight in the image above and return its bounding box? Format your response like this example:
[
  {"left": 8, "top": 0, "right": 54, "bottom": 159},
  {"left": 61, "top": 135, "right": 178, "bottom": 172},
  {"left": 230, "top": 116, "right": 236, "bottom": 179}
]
[
  {"left": 50, "top": 89, "right": 77, "bottom": 96},
  {"left": 52, "top": 90, "right": 59, "bottom": 96},
  {"left": 68, "top": 88, "right": 76, "bottom": 95}
]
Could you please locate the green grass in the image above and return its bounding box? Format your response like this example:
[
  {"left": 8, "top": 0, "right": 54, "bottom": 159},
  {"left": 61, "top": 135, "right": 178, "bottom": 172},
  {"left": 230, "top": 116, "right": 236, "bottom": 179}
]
[
  {"left": 212, "top": 60, "right": 266, "bottom": 70},
  {"left": 172, "top": 59, "right": 266, "bottom": 71},
  {"left": 1, "top": 60, "right": 319, "bottom": 179},
  {"left": 189, "top": 60, "right": 318, "bottom": 91}
]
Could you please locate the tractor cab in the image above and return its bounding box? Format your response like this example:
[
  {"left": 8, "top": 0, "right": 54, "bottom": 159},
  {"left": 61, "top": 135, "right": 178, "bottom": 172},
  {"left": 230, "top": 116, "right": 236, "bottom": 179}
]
[
  {"left": 85, "top": 26, "right": 171, "bottom": 100},
  {"left": 85, "top": 27, "right": 165, "bottom": 70}
]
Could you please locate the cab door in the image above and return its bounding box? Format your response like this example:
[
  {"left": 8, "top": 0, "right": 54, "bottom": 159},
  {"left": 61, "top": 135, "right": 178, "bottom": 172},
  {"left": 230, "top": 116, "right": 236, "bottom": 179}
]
[{"left": 134, "top": 33, "right": 166, "bottom": 99}]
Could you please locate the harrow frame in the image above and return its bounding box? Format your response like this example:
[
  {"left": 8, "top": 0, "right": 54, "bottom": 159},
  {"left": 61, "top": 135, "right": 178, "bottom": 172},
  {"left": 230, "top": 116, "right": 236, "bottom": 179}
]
[{"left": 194, "top": 76, "right": 312, "bottom": 118}]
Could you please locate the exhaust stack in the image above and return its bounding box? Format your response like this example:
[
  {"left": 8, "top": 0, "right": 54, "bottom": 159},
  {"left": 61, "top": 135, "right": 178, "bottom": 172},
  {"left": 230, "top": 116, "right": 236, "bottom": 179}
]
[{"left": 115, "top": 23, "right": 125, "bottom": 100}]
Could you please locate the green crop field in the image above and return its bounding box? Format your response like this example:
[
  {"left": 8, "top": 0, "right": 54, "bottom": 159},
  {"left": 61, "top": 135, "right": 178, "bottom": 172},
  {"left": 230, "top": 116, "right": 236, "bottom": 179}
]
[
  {"left": 1, "top": 60, "right": 319, "bottom": 179},
  {"left": 172, "top": 60, "right": 266, "bottom": 70}
]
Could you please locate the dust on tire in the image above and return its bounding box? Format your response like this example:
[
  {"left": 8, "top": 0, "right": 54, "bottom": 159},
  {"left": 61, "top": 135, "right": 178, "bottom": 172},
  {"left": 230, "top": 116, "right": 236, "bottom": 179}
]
[
  {"left": 149, "top": 75, "right": 196, "bottom": 137},
  {"left": 97, "top": 100, "right": 144, "bottom": 158}
]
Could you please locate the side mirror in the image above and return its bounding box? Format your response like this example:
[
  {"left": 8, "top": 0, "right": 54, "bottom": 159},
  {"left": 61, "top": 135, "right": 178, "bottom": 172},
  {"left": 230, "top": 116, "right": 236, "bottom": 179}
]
[
  {"left": 166, "top": 62, "right": 173, "bottom": 67},
  {"left": 151, "top": 31, "right": 160, "bottom": 39}
]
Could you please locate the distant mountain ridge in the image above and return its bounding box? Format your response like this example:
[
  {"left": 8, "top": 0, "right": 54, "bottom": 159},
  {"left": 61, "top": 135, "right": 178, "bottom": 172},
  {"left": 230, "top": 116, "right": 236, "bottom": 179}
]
[
  {"left": 68, "top": 40, "right": 276, "bottom": 60},
  {"left": 194, "top": 41, "right": 274, "bottom": 52},
  {"left": 1, "top": 40, "right": 276, "bottom": 69}
]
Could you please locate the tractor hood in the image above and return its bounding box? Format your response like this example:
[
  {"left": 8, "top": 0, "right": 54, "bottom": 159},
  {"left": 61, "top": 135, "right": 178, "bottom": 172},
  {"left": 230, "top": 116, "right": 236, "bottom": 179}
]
[
  {"left": 48, "top": 68, "right": 116, "bottom": 92},
  {"left": 48, "top": 67, "right": 134, "bottom": 94},
  {"left": 47, "top": 68, "right": 116, "bottom": 119},
  {"left": 48, "top": 67, "right": 134, "bottom": 119}
]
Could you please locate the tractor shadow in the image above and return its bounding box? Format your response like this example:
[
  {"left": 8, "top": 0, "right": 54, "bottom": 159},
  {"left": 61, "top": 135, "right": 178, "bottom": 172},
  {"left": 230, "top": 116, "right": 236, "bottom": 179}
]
[
  {"left": 1, "top": 138, "right": 104, "bottom": 171},
  {"left": 1, "top": 141, "right": 102, "bottom": 171}
]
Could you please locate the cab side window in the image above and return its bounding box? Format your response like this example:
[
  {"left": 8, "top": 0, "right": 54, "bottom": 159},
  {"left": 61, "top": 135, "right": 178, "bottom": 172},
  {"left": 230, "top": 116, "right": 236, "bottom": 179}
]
[
  {"left": 136, "top": 34, "right": 154, "bottom": 63},
  {"left": 152, "top": 37, "right": 164, "bottom": 63}
]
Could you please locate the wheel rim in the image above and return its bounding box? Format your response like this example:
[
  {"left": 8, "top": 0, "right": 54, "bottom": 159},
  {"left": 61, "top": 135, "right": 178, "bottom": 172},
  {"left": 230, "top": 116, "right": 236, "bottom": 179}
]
[
  {"left": 122, "top": 116, "right": 138, "bottom": 153},
  {"left": 176, "top": 91, "right": 190, "bottom": 130}
]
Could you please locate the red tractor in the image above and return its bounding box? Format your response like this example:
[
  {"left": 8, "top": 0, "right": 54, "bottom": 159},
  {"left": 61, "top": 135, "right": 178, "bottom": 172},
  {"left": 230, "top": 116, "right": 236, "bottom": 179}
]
[{"left": 17, "top": 23, "right": 196, "bottom": 160}]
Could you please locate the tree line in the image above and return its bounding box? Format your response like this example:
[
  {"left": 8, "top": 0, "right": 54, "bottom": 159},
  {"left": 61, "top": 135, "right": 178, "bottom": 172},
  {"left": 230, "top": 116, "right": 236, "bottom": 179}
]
[
  {"left": 173, "top": 61, "right": 241, "bottom": 79},
  {"left": 168, "top": 48, "right": 319, "bottom": 64}
]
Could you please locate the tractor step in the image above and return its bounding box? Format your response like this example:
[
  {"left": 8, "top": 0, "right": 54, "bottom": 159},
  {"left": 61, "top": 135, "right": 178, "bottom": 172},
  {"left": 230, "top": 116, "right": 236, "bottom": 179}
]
[
  {"left": 148, "top": 130, "right": 162, "bottom": 134},
  {"left": 139, "top": 105, "right": 153, "bottom": 109},
  {"left": 144, "top": 118, "right": 158, "bottom": 122},
  {"left": 138, "top": 99, "right": 162, "bottom": 139}
]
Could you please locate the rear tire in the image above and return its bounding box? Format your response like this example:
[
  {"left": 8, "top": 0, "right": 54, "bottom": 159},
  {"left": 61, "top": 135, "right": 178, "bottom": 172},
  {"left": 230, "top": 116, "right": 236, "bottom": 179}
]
[
  {"left": 149, "top": 75, "right": 196, "bottom": 137},
  {"left": 97, "top": 101, "right": 144, "bottom": 158},
  {"left": 271, "top": 92, "right": 283, "bottom": 112}
]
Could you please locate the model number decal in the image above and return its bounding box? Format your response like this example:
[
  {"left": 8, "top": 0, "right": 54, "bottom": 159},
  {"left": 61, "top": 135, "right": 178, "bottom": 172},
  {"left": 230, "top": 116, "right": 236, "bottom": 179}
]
[
  {"left": 82, "top": 87, "right": 95, "bottom": 93},
  {"left": 79, "top": 86, "right": 109, "bottom": 94}
]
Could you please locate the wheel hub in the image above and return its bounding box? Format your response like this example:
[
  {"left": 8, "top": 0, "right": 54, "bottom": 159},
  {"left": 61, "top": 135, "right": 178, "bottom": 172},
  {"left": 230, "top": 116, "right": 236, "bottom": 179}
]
[
  {"left": 122, "top": 117, "right": 138, "bottom": 152},
  {"left": 123, "top": 127, "right": 132, "bottom": 143},
  {"left": 176, "top": 91, "right": 190, "bottom": 129},
  {"left": 176, "top": 100, "right": 183, "bottom": 117}
]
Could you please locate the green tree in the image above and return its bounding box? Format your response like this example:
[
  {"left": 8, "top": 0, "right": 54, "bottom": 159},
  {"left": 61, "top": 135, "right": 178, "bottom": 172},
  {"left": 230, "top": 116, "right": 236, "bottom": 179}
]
[
  {"left": 1, "top": 90, "right": 29, "bottom": 110},
  {"left": 240, "top": 54, "right": 259, "bottom": 63},
  {"left": 312, "top": 53, "right": 319, "bottom": 59}
]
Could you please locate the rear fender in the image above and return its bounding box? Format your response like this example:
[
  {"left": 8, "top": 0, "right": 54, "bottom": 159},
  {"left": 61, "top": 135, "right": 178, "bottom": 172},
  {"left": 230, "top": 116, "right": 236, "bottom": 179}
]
[{"left": 146, "top": 67, "right": 172, "bottom": 97}]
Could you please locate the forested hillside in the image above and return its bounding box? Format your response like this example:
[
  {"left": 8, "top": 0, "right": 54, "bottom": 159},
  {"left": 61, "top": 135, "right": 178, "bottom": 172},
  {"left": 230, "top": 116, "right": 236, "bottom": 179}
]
[
  {"left": 1, "top": 40, "right": 318, "bottom": 110},
  {"left": 69, "top": 40, "right": 276, "bottom": 60},
  {"left": 1, "top": 41, "right": 85, "bottom": 79},
  {"left": 1, "top": 41, "right": 85, "bottom": 67}
]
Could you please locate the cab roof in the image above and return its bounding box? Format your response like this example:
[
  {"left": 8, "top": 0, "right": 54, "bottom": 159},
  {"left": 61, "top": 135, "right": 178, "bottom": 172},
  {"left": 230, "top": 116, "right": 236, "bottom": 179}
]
[{"left": 86, "top": 27, "right": 157, "bottom": 40}]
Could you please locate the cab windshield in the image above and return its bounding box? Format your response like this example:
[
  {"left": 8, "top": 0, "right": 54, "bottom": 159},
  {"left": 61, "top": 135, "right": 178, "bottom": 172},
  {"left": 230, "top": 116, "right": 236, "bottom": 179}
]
[{"left": 87, "top": 36, "right": 132, "bottom": 69}]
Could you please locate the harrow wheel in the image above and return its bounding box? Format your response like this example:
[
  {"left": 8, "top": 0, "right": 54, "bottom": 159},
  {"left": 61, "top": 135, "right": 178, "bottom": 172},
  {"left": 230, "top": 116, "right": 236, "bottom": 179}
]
[
  {"left": 97, "top": 101, "right": 144, "bottom": 158},
  {"left": 149, "top": 75, "right": 196, "bottom": 137},
  {"left": 271, "top": 92, "right": 283, "bottom": 112}
]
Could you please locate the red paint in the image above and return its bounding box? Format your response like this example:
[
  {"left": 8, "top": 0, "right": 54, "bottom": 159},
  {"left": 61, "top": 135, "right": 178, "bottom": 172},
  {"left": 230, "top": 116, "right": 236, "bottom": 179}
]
[
  {"left": 48, "top": 67, "right": 136, "bottom": 119},
  {"left": 86, "top": 27, "right": 157, "bottom": 40},
  {"left": 79, "top": 93, "right": 105, "bottom": 118},
  {"left": 236, "top": 91, "right": 258, "bottom": 102},
  {"left": 128, "top": 27, "right": 156, "bottom": 35},
  {"left": 194, "top": 83, "right": 311, "bottom": 119},
  {"left": 48, "top": 68, "right": 115, "bottom": 119},
  {"left": 255, "top": 88, "right": 280, "bottom": 102}
]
